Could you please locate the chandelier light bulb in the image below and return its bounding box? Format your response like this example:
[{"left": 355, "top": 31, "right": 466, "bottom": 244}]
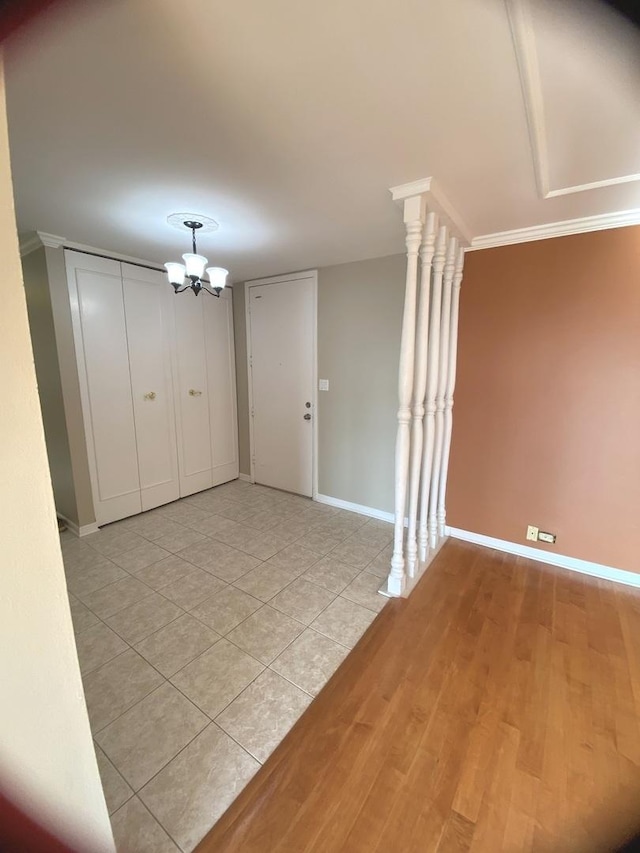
[
  {"left": 206, "top": 267, "right": 228, "bottom": 290},
  {"left": 182, "top": 253, "right": 208, "bottom": 279},
  {"left": 164, "top": 262, "right": 186, "bottom": 286}
]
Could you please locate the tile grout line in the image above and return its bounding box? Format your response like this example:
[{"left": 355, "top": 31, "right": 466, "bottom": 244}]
[
  {"left": 65, "top": 481, "right": 393, "bottom": 848},
  {"left": 75, "top": 524, "right": 385, "bottom": 678}
]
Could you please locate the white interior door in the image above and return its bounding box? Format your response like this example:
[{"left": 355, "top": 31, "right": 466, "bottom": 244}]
[
  {"left": 122, "top": 263, "right": 179, "bottom": 511},
  {"left": 247, "top": 273, "right": 315, "bottom": 496},
  {"left": 171, "top": 291, "right": 213, "bottom": 496},
  {"left": 66, "top": 251, "right": 142, "bottom": 525},
  {"left": 204, "top": 289, "right": 239, "bottom": 487}
]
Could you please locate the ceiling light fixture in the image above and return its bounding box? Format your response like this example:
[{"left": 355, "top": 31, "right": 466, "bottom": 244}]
[{"left": 164, "top": 219, "right": 228, "bottom": 296}]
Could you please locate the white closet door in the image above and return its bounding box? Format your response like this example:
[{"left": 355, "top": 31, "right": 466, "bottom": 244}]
[
  {"left": 204, "top": 289, "right": 239, "bottom": 486},
  {"left": 66, "top": 251, "right": 142, "bottom": 525},
  {"left": 171, "top": 291, "right": 213, "bottom": 495},
  {"left": 122, "top": 263, "right": 179, "bottom": 511}
]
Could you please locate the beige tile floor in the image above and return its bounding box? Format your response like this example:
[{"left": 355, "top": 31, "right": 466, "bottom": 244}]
[{"left": 61, "top": 480, "right": 391, "bottom": 853}]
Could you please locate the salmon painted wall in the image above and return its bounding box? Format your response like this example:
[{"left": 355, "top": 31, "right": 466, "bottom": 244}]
[{"left": 447, "top": 225, "right": 640, "bottom": 573}]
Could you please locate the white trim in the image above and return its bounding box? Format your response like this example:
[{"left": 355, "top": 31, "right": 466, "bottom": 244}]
[
  {"left": 19, "top": 231, "right": 67, "bottom": 256},
  {"left": 244, "top": 270, "right": 318, "bottom": 499},
  {"left": 245, "top": 287, "right": 255, "bottom": 486},
  {"left": 446, "top": 526, "right": 640, "bottom": 589},
  {"left": 58, "top": 515, "right": 100, "bottom": 538},
  {"left": 244, "top": 269, "right": 317, "bottom": 287},
  {"left": 315, "top": 493, "right": 394, "bottom": 523},
  {"left": 546, "top": 174, "right": 640, "bottom": 199},
  {"left": 505, "top": 0, "right": 550, "bottom": 198},
  {"left": 18, "top": 230, "right": 164, "bottom": 269},
  {"left": 19, "top": 234, "right": 44, "bottom": 257},
  {"left": 38, "top": 231, "right": 66, "bottom": 249},
  {"left": 64, "top": 240, "right": 162, "bottom": 270},
  {"left": 238, "top": 472, "right": 253, "bottom": 483},
  {"left": 506, "top": 0, "right": 640, "bottom": 200},
  {"left": 469, "top": 207, "right": 640, "bottom": 250},
  {"left": 312, "top": 278, "right": 319, "bottom": 500},
  {"left": 390, "top": 177, "right": 471, "bottom": 246}
]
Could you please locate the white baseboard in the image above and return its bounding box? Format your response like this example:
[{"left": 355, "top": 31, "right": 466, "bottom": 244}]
[
  {"left": 446, "top": 526, "right": 640, "bottom": 589},
  {"left": 58, "top": 515, "right": 99, "bottom": 538},
  {"left": 314, "top": 493, "right": 394, "bottom": 523},
  {"left": 238, "top": 473, "right": 253, "bottom": 483}
]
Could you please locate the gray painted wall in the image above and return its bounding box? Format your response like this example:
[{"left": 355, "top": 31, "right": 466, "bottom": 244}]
[
  {"left": 45, "top": 246, "right": 95, "bottom": 527},
  {"left": 233, "top": 253, "right": 404, "bottom": 513},
  {"left": 22, "top": 247, "right": 78, "bottom": 523},
  {"left": 232, "top": 283, "right": 251, "bottom": 477},
  {"left": 21, "top": 246, "right": 95, "bottom": 528}
]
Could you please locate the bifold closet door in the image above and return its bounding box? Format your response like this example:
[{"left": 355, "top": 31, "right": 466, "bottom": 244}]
[
  {"left": 122, "top": 263, "right": 179, "bottom": 511},
  {"left": 204, "top": 289, "right": 239, "bottom": 486},
  {"left": 171, "top": 291, "right": 214, "bottom": 496},
  {"left": 66, "top": 251, "right": 142, "bottom": 525}
]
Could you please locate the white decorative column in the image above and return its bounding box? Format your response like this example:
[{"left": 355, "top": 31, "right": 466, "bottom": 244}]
[
  {"left": 384, "top": 176, "right": 470, "bottom": 598},
  {"left": 418, "top": 225, "right": 447, "bottom": 563},
  {"left": 437, "top": 247, "right": 466, "bottom": 537},
  {"left": 428, "top": 235, "right": 457, "bottom": 548},
  {"left": 405, "top": 212, "right": 437, "bottom": 577},
  {"left": 386, "top": 195, "right": 425, "bottom": 597}
]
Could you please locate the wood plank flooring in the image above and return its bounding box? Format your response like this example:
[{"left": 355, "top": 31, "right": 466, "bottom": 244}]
[{"left": 196, "top": 540, "right": 640, "bottom": 852}]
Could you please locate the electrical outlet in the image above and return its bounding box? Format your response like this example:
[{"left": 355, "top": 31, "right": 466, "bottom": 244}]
[
  {"left": 319, "top": 379, "right": 329, "bottom": 391},
  {"left": 538, "top": 530, "right": 556, "bottom": 544},
  {"left": 526, "top": 525, "right": 539, "bottom": 542}
]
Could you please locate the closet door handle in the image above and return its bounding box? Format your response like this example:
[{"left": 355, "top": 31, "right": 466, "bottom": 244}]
[
  {"left": 143, "top": 391, "right": 157, "bottom": 401},
  {"left": 189, "top": 389, "right": 202, "bottom": 397}
]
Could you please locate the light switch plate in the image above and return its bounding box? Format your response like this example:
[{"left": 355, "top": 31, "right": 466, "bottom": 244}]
[{"left": 319, "top": 379, "right": 329, "bottom": 391}]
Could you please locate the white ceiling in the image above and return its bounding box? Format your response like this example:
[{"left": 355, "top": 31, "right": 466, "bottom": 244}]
[{"left": 5, "top": 0, "right": 640, "bottom": 280}]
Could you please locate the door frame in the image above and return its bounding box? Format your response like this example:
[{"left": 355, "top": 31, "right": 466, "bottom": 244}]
[{"left": 244, "top": 269, "right": 318, "bottom": 498}]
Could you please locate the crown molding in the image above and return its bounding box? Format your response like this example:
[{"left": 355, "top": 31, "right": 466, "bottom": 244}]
[
  {"left": 389, "top": 176, "right": 472, "bottom": 246},
  {"left": 19, "top": 231, "right": 66, "bottom": 256},
  {"left": 506, "top": 0, "right": 640, "bottom": 200},
  {"left": 469, "top": 207, "right": 640, "bottom": 251},
  {"left": 18, "top": 229, "right": 162, "bottom": 268},
  {"left": 38, "top": 231, "right": 66, "bottom": 249},
  {"left": 19, "top": 234, "right": 42, "bottom": 257},
  {"left": 62, "top": 239, "right": 162, "bottom": 270}
]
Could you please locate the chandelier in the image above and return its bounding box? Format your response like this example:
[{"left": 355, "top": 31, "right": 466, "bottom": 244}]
[{"left": 164, "top": 219, "right": 229, "bottom": 296}]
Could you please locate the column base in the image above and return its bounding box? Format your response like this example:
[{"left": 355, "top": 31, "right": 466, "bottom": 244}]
[
  {"left": 381, "top": 573, "right": 406, "bottom": 598},
  {"left": 379, "top": 535, "right": 449, "bottom": 599}
]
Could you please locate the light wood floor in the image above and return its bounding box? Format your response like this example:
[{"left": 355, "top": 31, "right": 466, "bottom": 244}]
[{"left": 196, "top": 540, "right": 640, "bottom": 852}]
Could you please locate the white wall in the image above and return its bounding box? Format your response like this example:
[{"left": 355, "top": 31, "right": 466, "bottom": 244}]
[{"left": 0, "top": 64, "right": 114, "bottom": 851}]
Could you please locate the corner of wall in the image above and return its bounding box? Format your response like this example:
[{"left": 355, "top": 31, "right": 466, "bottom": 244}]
[
  {"left": 44, "top": 245, "right": 95, "bottom": 528},
  {"left": 231, "top": 284, "right": 251, "bottom": 476}
]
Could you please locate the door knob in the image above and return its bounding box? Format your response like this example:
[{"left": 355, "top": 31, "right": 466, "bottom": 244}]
[
  {"left": 303, "top": 413, "right": 311, "bottom": 420},
  {"left": 189, "top": 389, "right": 202, "bottom": 397},
  {"left": 143, "top": 391, "right": 156, "bottom": 401}
]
